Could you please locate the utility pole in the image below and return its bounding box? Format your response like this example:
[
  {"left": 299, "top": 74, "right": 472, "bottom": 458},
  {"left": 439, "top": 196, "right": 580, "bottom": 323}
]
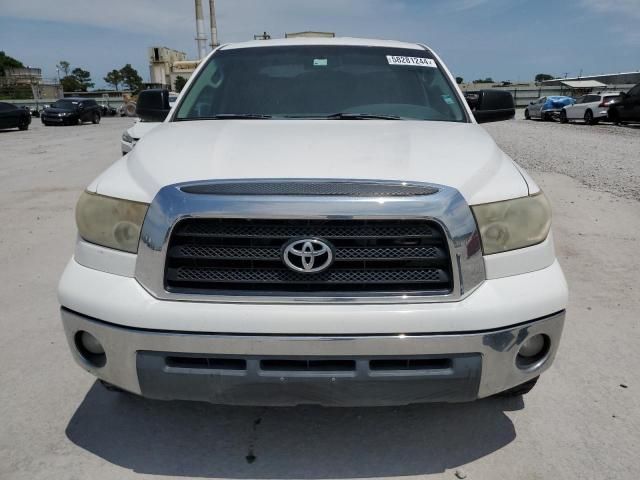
[
  {"left": 194, "top": 0, "right": 207, "bottom": 60},
  {"left": 209, "top": 0, "right": 219, "bottom": 49}
]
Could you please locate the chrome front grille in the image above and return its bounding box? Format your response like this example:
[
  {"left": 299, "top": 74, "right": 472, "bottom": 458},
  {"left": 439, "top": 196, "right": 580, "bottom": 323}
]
[
  {"left": 164, "top": 219, "right": 453, "bottom": 295},
  {"left": 134, "top": 179, "right": 486, "bottom": 303}
]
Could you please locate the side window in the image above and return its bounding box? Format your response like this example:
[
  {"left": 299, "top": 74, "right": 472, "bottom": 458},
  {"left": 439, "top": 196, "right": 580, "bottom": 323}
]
[
  {"left": 574, "top": 96, "right": 584, "bottom": 104},
  {"left": 538, "top": 97, "right": 546, "bottom": 104},
  {"left": 0, "top": 102, "right": 15, "bottom": 112},
  {"left": 587, "top": 95, "right": 599, "bottom": 102}
]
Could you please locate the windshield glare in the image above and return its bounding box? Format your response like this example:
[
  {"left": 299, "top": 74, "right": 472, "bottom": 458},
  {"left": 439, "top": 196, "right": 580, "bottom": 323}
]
[{"left": 175, "top": 46, "right": 466, "bottom": 122}]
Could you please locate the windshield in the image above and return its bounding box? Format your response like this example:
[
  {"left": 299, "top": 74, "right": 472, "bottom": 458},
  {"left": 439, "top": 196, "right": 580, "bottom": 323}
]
[
  {"left": 175, "top": 45, "right": 467, "bottom": 122},
  {"left": 52, "top": 100, "right": 78, "bottom": 109}
]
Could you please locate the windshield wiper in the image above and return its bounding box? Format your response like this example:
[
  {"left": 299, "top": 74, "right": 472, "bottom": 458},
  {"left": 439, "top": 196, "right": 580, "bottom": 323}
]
[
  {"left": 178, "top": 113, "right": 272, "bottom": 120},
  {"left": 286, "top": 112, "right": 403, "bottom": 120}
]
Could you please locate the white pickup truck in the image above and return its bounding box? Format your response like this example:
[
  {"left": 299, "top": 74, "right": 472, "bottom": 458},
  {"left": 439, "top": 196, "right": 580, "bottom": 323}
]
[{"left": 59, "top": 37, "right": 567, "bottom": 406}]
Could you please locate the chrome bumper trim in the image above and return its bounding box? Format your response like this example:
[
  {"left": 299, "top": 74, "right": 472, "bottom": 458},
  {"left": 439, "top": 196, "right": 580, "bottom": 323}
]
[{"left": 61, "top": 308, "right": 564, "bottom": 403}]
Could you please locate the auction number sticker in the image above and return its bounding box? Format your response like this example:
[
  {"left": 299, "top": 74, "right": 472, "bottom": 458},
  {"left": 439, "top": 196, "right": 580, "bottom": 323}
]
[{"left": 386, "top": 55, "right": 436, "bottom": 68}]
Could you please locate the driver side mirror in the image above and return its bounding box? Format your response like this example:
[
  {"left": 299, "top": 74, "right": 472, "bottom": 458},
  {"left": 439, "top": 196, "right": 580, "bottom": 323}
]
[
  {"left": 136, "top": 89, "right": 171, "bottom": 122},
  {"left": 468, "top": 90, "right": 515, "bottom": 123}
]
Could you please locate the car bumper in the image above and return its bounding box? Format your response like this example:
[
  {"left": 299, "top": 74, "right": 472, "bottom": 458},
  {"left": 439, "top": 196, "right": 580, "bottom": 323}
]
[{"left": 61, "top": 307, "right": 564, "bottom": 406}]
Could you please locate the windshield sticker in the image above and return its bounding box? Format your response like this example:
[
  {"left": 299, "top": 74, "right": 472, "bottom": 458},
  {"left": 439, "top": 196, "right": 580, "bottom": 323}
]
[
  {"left": 386, "top": 55, "right": 436, "bottom": 68},
  {"left": 313, "top": 58, "right": 328, "bottom": 67},
  {"left": 441, "top": 95, "right": 455, "bottom": 105}
]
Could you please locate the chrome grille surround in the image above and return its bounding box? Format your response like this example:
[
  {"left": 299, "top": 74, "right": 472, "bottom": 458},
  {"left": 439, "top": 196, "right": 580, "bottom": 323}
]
[{"left": 135, "top": 179, "right": 486, "bottom": 304}]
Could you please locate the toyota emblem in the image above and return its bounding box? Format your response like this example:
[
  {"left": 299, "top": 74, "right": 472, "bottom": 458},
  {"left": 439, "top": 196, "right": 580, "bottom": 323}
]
[{"left": 282, "top": 238, "right": 334, "bottom": 273}]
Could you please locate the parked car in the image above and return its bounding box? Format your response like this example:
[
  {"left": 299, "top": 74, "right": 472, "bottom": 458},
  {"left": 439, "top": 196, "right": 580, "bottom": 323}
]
[
  {"left": 59, "top": 38, "right": 567, "bottom": 406},
  {"left": 608, "top": 83, "right": 640, "bottom": 125},
  {"left": 41, "top": 98, "right": 101, "bottom": 126},
  {"left": 525, "top": 96, "right": 574, "bottom": 121},
  {"left": 560, "top": 92, "right": 621, "bottom": 125},
  {"left": 120, "top": 92, "right": 180, "bottom": 154},
  {"left": 0, "top": 101, "right": 31, "bottom": 131},
  {"left": 100, "top": 104, "right": 118, "bottom": 117}
]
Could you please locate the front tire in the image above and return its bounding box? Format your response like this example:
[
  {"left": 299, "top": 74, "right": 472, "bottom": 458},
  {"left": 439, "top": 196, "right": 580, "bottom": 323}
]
[
  {"left": 496, "top": 377, "right": 539, "bottom": 397},
  {"left": 584, "top": 110, "right": 594, "bottom": 125},
  {"left": 524, "top": 109, "right": 530, "bottom": 120},
  {"left": 18, "top": 122, "right": 29, "bottom": 131},
  {"left": 99, "top": 380, "right": 129, "bottom": 394},
  {"left": 92, "top": 112, "right": 101, "bottom": 124}
]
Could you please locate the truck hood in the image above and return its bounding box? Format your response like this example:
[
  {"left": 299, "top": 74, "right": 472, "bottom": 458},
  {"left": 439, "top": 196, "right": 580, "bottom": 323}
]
[{"left": 92, "top": 120, "right": 531, "bottom": 205}]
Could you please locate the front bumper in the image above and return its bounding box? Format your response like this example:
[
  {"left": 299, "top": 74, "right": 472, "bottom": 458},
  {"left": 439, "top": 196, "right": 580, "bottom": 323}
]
[{"left": 61, "top": 308, "right": 564, "bottom": 406}]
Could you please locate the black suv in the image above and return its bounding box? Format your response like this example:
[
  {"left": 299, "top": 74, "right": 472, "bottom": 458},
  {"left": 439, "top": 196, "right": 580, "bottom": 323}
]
[
  {"left": 41, "top": 98, "right": 101, "bottom": 126},
  {"left": 0, "top": 102, "right": 31, "bottom": 131},
  {"left": 608, "top": 83, "right": 640, "bottom": 125}
]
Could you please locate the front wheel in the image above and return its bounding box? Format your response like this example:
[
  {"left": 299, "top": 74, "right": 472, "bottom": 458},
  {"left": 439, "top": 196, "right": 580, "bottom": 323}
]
[
  {"left": 99, "top": 380, "right": 129, "bottom": 394},
  {"left": 524, "top": 109, "right": 530, "bottom": 120},
  {"left": 584, "top": 110, "right": 594, "bottom": 125},
  {"left": 92, "top": 112, "right": 101, "bottom": 124},
  {"left": 496, "top": 377, "right": 539, "bottom": 397},
  {"left": 18, "top": 122, "right": 29, "bottom": 131},
  {"left": 560, "top": 110, "right": 568, "bottom": 123}
]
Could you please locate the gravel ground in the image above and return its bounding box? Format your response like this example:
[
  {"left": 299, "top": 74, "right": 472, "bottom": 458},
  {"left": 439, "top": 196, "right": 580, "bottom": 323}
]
[
  {"left": 484, "top": 110, "right": 640, "bottom": 201},
  {"left": 0, "top": 117, "right": 639, "bottom": 480}
]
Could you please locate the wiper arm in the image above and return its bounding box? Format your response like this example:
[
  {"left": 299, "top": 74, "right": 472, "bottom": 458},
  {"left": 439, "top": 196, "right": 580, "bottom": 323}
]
[
  {"left": 324, "top": 112, "right": 403, "bottom": 120},
  {"left": 177, "top": 113, "right": 272, "bottom": 121},
  {"left": 284, "top": 112, "right": 403, "bottom": 120}
]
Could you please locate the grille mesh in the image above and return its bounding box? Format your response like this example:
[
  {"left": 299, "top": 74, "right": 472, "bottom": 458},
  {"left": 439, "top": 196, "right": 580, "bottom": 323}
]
[
  {"left": 172, "top": 267, "right": 445, "bottom": 284},
  {"left": 165, "top": 219, "right": 453, "bottom": 296}
]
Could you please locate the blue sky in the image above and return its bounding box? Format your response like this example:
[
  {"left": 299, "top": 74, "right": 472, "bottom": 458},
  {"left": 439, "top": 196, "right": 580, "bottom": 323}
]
[{"left": 1, "top": 0, "right": 638, "bottom": 88}]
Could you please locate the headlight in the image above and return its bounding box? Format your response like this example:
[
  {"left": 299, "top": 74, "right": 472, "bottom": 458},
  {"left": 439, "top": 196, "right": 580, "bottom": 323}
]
[
  {"left": 122, "top": 131, "right": 133, "bottom": 143},
  {"left": 76, "top": 192, "right": 149, "bottom": 253},
  {"left": 472, "top": 192, "right": 551, "bottom": 255}
]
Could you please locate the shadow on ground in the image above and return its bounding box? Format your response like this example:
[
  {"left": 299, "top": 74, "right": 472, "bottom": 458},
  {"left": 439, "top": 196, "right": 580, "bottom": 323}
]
[{"left": 66, "top": 382, "right": 522, "bottom": 478}]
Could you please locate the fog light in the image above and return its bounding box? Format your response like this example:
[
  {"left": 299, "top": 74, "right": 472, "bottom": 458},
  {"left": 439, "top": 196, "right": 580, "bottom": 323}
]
[
  {"left": 80, "top": 331, "right": 104, "bottom": 354},
  {"left": 519, "top": 334, "right": 545, "bottom": 358},
  {"left": 516, "top": 334, "right": 550, "bottom": 370},
  {"left": 74, "top": 331, "right": 106, "bottom": 367}
]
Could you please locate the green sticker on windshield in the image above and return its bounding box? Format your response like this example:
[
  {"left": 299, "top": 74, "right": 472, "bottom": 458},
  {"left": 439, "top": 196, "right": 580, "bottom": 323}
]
[
  {"left": 313, "top": 58, "right": 328, "bottom": 67},
  {"left": 442, "top": 95, "right": 455, "bottom": 105}
]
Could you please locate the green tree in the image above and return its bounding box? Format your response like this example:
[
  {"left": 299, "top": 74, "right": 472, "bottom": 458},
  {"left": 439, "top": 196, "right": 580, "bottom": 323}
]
[
  {"left": 119, "top": 64, "right": 143, "bottom": 91},
  {"left": 57, "top": 60, "right": 70, "bottom": 76},
  {"left": 472, "top": 77, "right": 494, "bottom": 84},
  {"left": 104, "top": 69, "right": 123, "bottom": 91},
  {"left": 60, "top": 75, "right": 82, "bottom": 92},
  {"left": 535, "top": 73, "right": 554, "bottom": 82},
  {"left": 174, "top": 75, "right": 187, "bottom": 92},
  {"left": 455, "top": 76, "right": 463, "bottom": 84},
  {"left": 0, "top": 51, "right": 24, "bottom": 76},
  {"left": 71, "top": 67, "right": 94, "bottom": 91}
]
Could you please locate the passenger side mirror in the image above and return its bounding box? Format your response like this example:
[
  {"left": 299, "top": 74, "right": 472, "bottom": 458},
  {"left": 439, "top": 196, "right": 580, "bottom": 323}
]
[
  {"left": 136, "top": 89, "right": 171, "bottom": 122},
  {"left": 470, "top": 90, "right": 515, "bottom": 123}
]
